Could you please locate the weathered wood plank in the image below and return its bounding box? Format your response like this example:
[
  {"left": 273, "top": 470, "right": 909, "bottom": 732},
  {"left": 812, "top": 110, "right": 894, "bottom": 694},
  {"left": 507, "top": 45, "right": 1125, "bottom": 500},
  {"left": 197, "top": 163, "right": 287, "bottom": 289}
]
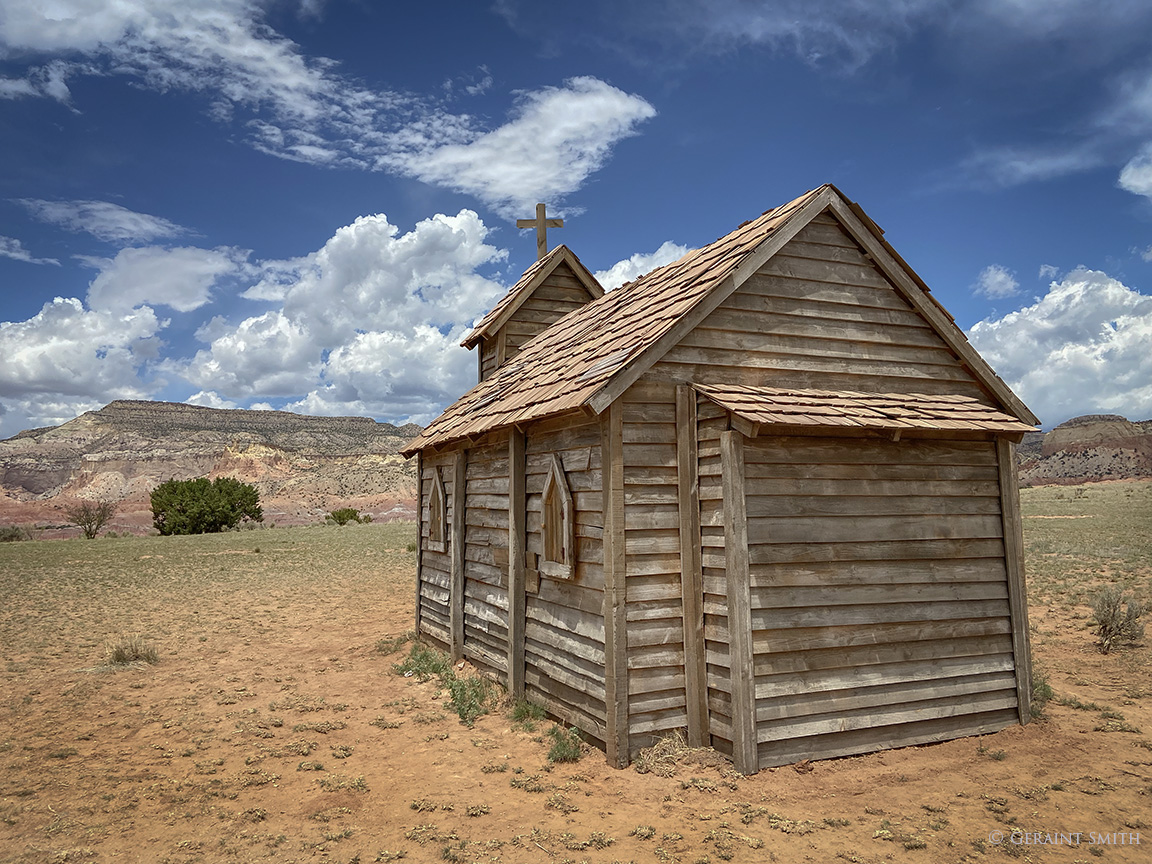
[
  {"left": 748, "top": 597, "right": 1011, "bottom": 630},
  {"left": 998, "top": 438, "right": 1033, "bottom": 724},
  {"left": 748, "top": 579, "right": 1008, "bottom": 609},
  {"left": 450, "top": 449, "right": 467, "bottom": 661},
  {"left": 415, "top": 452, "right": 424, "bottom": 637},
  {"left": 507, "top": 429, "right": 526, "bottom": 699},
  {"left": 742, "top": 494, "right": 1001, "bottom": 519},
  {"left": 736, "top": 537, "right": 1005, "bottom": 565},
  {"left": 746, "top": 514, "right": 1004, "bottom": 546},
  {"left": 651, "top": 361, "right": 990, "bottom": 401},
  {"left": 748, "top": 617, "right": 1011, "bottom": 655},
  {"left": 754, "top": 650, "right": 1015, "bottom": 698},
  {"left": 602, "top": 400, "right": 629, "bottom": 767},
  {"left": 680, "top": 326, "right": 963, "bottom": 368},
  {"left": 736, "top": 558, "right": 1007, "bottom": 589},
  {"left": 757, "top": 670, "right": 1018, "bottom": 723},
  {"left": 720, "top": 430, "right": 756, "bottom": 774},
  {"left": 675, "top": 385, "right": 707, "bottom": 747}
]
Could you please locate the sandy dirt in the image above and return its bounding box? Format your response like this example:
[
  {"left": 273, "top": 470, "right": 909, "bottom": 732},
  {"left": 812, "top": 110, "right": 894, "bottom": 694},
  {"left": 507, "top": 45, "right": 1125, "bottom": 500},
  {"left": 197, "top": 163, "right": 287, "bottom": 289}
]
[{"left": 0, "top": 522, "right": 1149, "bottom": 864}]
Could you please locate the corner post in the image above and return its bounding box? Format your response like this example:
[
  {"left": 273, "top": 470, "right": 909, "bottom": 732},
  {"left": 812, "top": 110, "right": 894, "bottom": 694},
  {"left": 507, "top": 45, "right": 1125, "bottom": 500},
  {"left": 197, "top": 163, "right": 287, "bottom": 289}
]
[
  {"left": 602, "top": 401, "right": 629, "bottom": 767},
  {"left": 676, "top": 386, "right": 707, "bottom": 747},
  {"left": 721, "top": 430, "right": 757, "bottom": 774},
  {"left": 450, "top": 449, "right": 467, "bottom": 662},
  {"left": 415, "top": 451, "right": 424, "bottom": 638},
  {"left": 508, "top": 428, "right": 527, "bottom": 700},
  {"left": 997, "top": 438, "right": 1033, "bottom": 724}
]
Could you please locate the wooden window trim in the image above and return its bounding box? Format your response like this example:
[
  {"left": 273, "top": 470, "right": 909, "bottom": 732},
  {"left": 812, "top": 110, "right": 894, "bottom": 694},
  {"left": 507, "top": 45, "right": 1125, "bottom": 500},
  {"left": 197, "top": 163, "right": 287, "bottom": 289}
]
[
  {"left": 541, "top": 454, "right": 575, "bottom": 579},
  {"left": 428, "top": 465, "right": 447, "bottom": 553}
]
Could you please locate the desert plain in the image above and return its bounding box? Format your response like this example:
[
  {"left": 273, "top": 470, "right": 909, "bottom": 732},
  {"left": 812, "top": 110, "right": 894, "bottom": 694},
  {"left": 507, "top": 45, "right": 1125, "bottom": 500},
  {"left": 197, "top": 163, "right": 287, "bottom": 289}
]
[{"left": 1, "top": 481, "right": 1149, "bottom": 864}]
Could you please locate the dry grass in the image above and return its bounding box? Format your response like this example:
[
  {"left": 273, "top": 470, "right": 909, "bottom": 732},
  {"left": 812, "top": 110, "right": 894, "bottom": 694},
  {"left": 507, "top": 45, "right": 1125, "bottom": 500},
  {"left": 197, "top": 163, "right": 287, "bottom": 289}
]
[
  {"left": 103, "top": 634, "right": 159, "bottom": 666},
  {"left": 0, "top": 489, "right": 1149, "bottom": 864}
]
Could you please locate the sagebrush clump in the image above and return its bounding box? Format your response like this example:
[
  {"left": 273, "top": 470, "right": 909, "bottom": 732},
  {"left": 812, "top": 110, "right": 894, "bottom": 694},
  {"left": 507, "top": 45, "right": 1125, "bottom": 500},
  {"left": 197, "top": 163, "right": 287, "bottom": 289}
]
[
  {"left": 326, "top": 507, "right": 371, "bottom": 526},
  {"left": 394, "top": 643, "right": 495, "bottom": 727},
  {"left": 1092, "top": 586, "right": 1145, "bottom": 654},
  {"left": 546, "top": 725, "right": 583, "bottom": 763},
  {"left": 105, "top": 634, "right": 160, "bottom": 666}
]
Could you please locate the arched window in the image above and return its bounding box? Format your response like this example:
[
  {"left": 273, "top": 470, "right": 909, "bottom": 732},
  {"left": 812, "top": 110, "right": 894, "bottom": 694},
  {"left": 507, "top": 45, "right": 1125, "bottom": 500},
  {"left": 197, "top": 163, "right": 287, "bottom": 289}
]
[
  {"left": 540, "top": 454, "right": 575, "bottom": 579},
  {"left": 428, "top": 465, "right": 447, "bottom": 553}
]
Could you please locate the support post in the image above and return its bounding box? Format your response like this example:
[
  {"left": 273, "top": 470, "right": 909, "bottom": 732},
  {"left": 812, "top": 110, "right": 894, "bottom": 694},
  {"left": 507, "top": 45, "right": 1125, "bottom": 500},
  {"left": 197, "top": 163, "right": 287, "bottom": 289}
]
[
  {"left": 676, "top": 386, "right": 707, "bottom": 747},
  {"left": 602, "top": 401, "right": 629, "bottom": 767},
  {"left": 450, "top": 448, "right": 467, "bottom": 662},
  {"left": 508, "top": 429, "right": 527, "bottom": 700},
  {"left": 721, "top": 431, "right": 757, "bottom": 774},
  {"left": 997, "top": 438, "right": 1033, "bottom": 724},
  {"left": 415, "top": 451, "right": 424, "bottom": 638}
]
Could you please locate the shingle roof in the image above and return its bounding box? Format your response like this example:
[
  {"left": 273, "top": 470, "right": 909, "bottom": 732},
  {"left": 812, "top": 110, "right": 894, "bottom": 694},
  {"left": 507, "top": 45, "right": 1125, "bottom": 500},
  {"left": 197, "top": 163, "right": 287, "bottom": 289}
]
[
  {"left": 694, "top": 383, "right": 1035, "bottom": 435},
  {"left": 402, "top": 187, "right": 826, "bottom": 455},
  {"left": 402, "top": 184, "right": 1036, "bottom": 456},
  {"left": 459, "top": 244, "right": 603, "bottom": 349}
]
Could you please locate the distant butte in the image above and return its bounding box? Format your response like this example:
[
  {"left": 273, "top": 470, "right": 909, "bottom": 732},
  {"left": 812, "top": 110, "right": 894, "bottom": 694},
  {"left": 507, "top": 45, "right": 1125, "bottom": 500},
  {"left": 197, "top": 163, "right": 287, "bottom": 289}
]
[
  {"left": 1018, "top": 414, "right": 1152, "bottom": 486},
  {"left": 0, "top": 400, "right": 421, "bottom": 534}
]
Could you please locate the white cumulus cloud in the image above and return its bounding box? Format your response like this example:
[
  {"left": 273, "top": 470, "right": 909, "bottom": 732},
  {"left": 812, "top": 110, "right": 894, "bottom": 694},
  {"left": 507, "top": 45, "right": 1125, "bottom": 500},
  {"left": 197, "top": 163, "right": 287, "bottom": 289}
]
[
  {"left": 967, "top": 267, "right": 1152, "bottom": 426},
  {"left": 185, "top": 390, "right": 239, "bottom": 409},
  {"left": 594, "top": 240, "right": 690, "bottom": 291},
  {"left": 180, "top": 209, "right": 508, "bottom": 422},
  {"left": 972, "top": 264, "right": 1020, "bottom": 299},
  {"left": 19, "top": 199, "right": 189, "bottom": 244},
  {"left": 82, "top": 246, "right": 251, "bottom": 313},
  {"left": 1118, "top": 144, "right": 1152, "bottom": 199},
  {"left": 0, "top": 296, "right": 166, "bottom": 435}
]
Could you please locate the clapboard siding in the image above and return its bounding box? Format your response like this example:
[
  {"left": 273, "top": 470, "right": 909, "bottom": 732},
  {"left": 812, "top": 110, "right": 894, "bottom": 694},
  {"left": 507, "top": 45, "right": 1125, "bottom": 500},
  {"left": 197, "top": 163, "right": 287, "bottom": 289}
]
[
  {"left": 741, "top": 433, "right": 1017, "bottom": 768},
  {"left": 463, "top": 434, "right": 509, "bottom": 678},
  {"left": 697, "top": 396, "right": 731, "bottom": 751},
  {"left": 487, "top": 261, "right": 597, "bottom": 372},
  {"left": 524, "top": 415, "right": 606, "bottom": 734},
  {"left": 653, "top": 220, "right": 993, "bottom": 401},
  {"left": 418, "top": 452, "right": 456, "bottom": 649},
  {"left": 621, "top": 377, "right": 687, "bottom": 746}
]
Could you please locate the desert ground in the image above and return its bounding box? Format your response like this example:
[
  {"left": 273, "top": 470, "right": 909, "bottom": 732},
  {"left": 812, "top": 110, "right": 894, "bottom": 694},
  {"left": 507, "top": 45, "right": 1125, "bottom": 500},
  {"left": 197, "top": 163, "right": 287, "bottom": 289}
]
[{"left": 1, "top": 482, "right": 1149, "bottom": 864}]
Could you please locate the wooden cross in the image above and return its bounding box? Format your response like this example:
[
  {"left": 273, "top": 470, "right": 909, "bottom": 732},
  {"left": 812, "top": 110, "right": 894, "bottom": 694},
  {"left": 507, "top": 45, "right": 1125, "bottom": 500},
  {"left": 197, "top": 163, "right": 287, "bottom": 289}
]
[{"left": 516, "top": 203, "right": 563, "bottom": 260}]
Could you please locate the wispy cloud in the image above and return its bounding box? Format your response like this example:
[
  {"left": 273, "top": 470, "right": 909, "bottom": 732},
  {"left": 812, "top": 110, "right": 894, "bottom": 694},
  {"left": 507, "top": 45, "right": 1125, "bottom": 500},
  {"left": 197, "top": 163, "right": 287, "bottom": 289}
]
[
  {"left": 0, "top": 235, "right": 59, "bottom": 266},
  {"left": 381, "top": 77, "right": 656, "bottom": 218},
  {"left": 971, "top": 264, "right": 1020, "bottom": 299},
  {"left": 18, "top": 199, "right": 189, "bottom": 244},
  {"left": 0, "top": 2, "right": 654, "bottom": 215}
]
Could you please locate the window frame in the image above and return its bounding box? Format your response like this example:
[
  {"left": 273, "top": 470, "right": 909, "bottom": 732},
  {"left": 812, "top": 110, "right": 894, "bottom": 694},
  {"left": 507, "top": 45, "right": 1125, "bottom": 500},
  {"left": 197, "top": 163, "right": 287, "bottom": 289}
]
[
  {"left": 540, "top": 453, "right": 575, "bottom": 579},
  {"left": 427, "top": 464, "right": 447, "bottom": 553}
]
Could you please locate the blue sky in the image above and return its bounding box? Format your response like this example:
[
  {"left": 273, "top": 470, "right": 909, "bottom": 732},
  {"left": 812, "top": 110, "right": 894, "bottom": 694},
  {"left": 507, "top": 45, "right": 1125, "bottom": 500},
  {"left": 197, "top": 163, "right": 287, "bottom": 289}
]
[{"left": 2, "top": 0, "right": 1151, "bottom": 437}]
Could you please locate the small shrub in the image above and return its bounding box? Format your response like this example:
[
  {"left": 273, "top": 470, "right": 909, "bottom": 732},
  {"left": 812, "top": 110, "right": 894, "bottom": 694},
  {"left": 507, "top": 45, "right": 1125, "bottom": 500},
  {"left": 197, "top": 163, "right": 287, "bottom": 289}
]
[
  {"left": 375, "top": 633, "right": 412, "bottom": 655},
  {"left": 105, "top": 635, "right": 160, "bottom": 666},
  {"left": 510, "top": 699, "right": 546, "bottom": 731},
  {"left": 64, "top": 499, "right": 118, "bottom": 539},
  {"left": 327, "top": 507, "right": 366, "bottom": 526},
  {"left": 150, "top": 476, "right": 262, "bottom": 535},
  {"left": 394, "top": 643, "right": 451, "bottom": 682},
  {"left": 406, "top": 542, "right": 417, "bottom": 553},
  {"left": 443, "top": 672, "right": 493, "bottom": 727},
  {"left": 1092, "top": 586, "right": 1145, "bottom": 654},
  {"left": 1030, "top": 668, "right": 1054, "bottom": 718},
  {"left": 546, "top": 725, "right": 583, "bottom": 763},
  {"left": 0, "top": 525, "right": 34, "bottom": 542}
]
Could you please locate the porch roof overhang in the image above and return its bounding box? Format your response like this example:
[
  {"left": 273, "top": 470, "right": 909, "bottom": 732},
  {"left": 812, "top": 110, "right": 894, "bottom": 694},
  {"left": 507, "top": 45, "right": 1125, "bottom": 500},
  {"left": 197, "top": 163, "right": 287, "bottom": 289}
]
[{"left": 694, "top": 383, "right": 1037, "bottom": 442}]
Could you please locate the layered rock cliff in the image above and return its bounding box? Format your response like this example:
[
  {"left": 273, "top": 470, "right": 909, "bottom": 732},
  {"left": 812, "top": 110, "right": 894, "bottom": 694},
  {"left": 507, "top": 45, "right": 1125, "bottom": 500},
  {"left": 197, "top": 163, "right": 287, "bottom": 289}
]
[
  {"left": 1018, "top": 414, "right": 1152, "bottom": 486},
  {"left": 0, "top": 400, "right": 420, "bottom": 531}
]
